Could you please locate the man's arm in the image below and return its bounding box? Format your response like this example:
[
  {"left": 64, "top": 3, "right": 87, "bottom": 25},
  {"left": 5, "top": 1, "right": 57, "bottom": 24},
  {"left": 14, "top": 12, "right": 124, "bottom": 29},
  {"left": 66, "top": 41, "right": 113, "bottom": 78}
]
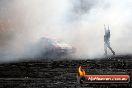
[
  {"left": 104, "top": 24, "right": 107, "bottom": 34},
  {"left": 108, "top": 25, "right": 110, "bottom": 31}
]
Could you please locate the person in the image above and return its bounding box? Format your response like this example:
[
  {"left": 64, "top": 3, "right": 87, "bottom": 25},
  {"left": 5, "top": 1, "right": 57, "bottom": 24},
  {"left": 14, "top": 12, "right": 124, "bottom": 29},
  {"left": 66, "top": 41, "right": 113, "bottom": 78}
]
[{"left": 104, "top": 25, "right": 115, "bottom": 56}]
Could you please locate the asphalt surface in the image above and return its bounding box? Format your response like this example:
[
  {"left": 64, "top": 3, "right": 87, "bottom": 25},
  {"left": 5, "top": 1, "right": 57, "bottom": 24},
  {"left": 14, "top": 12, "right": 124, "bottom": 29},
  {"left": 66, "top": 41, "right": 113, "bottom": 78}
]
[{"left": 0, "top": 55, "right": 132, "bottom": 88}]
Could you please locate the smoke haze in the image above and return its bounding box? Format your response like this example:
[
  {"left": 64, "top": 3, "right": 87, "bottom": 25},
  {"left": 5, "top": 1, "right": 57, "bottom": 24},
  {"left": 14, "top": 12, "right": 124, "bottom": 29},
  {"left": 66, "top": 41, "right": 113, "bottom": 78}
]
[{"left": 0, "top": 0, "right": 132, "bottom": 61}]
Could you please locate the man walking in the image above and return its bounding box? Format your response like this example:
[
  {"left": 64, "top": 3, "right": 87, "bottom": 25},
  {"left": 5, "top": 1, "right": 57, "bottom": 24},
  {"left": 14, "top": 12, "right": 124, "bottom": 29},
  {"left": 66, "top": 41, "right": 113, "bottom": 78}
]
[{"left": 104, "top": 25, "right": 115, "bottom": 56}]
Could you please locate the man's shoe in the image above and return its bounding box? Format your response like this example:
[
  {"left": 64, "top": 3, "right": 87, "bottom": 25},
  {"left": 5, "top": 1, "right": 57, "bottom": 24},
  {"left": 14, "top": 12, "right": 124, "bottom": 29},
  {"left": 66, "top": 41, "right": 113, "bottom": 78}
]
[{"left": 112, "top": 51, "right": 115, "bottom": 55}]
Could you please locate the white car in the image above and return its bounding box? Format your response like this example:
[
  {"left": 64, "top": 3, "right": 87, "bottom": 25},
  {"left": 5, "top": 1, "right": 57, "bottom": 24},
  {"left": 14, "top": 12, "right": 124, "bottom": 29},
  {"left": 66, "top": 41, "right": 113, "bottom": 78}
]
[{"left": 36, "top": 37, "right": 76, "bottom": 58}]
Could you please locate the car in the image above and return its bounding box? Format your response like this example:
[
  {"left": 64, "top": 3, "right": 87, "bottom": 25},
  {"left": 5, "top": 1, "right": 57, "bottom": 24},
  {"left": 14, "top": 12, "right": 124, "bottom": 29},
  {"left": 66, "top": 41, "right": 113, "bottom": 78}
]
[{"left": 36, "top": 37, "right": 76, "bottom": 58}]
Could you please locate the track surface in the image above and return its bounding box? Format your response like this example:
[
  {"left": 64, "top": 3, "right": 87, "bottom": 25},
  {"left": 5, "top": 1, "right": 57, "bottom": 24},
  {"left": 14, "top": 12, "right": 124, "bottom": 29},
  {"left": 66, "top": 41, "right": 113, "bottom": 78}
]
[{"left": 0, "top": 55, "right": 132, "bottom": 88}]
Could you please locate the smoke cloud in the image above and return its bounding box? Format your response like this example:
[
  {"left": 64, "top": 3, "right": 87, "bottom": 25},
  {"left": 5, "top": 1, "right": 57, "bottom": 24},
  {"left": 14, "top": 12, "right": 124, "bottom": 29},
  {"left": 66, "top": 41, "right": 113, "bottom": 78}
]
[{"left": 0, "top": 0, "right": 132, "bottom": 61}]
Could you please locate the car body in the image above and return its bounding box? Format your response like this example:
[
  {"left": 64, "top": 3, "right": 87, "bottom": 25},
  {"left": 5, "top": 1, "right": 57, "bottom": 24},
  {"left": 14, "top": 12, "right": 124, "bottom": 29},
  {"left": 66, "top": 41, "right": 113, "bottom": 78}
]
[{"left": 36, "top": 37, "right": 76, "bottom": 58}]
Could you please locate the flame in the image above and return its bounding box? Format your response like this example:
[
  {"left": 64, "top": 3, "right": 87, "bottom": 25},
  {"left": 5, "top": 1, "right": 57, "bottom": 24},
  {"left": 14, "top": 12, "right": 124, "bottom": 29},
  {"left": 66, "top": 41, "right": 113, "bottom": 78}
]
[{"left": 78, "top": 66, "right": 86, "bottom": 76}]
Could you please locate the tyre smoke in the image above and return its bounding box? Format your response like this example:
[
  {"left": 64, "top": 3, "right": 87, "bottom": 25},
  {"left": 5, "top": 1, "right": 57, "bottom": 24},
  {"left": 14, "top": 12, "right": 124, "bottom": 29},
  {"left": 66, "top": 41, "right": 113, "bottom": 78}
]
[{"left": 0, "top": 0, "right": 132, "bottom": 62}]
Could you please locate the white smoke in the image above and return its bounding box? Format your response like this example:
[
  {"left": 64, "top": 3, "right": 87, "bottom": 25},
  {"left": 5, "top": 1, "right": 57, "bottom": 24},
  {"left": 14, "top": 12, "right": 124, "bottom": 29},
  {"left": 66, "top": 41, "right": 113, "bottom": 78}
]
[
  {"left": 0, "top": 0, "right": 132, "bottom": 61},
  {"left": 65, "top": 0, "right": 132, "bottom": 58}
]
